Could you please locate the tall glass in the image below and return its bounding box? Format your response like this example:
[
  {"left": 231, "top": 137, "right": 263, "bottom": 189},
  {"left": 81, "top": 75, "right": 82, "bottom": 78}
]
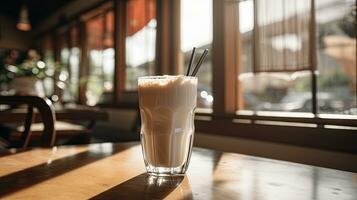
[{"left": 138, "top": 75, "right": 197, "bottom": 176}]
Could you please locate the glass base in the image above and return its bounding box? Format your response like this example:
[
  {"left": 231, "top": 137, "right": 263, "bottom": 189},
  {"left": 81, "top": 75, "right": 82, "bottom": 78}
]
[{"left": 145, "top": 166, "right": 187, "bottom": 177}]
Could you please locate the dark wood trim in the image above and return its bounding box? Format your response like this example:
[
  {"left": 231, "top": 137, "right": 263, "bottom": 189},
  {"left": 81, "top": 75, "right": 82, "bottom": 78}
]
[
  {"left": 50, "top": 33, "right": 58, "bottom": 98},
  {"left": 80, "top": 1, "right": 114, "bottom": 22},
  {"left": 96, "top": 103, "right": 138, "bottom": 109},
  {"left": 252, "top": 0, "right": 260, "bottom": 73},
  {"left": 212, "top": 0, "right": 225, "bottom": 115},
  {"left": 78, "top": 21, "right": 88, "bottom": 104},
  {"left": 34, "top": 0, "right": 111, "bottom": 39},
  {"left": 53, "top": 31, "right": 61, "bottom": 99},
  {"left": 22, "top": 105, "right": 34, "bottom": 148},
  {"left": 249, "top": 68, "right": 315, "bottom": 73},
  {"left": 196, "top": 112, "right": 357, "bottom": 127},
  {"left": 122, "top": 91, "right": 139, "bottom": 94},
  {"left": 224, "top": 1, "right": 239, "bottom": 114},
  {"left": 114, "top": 0, "right": 127, "bottom": 103},
  {"left": 310, "top": 0, "right": 318, "bottom": 115},
  {"left": 73, "top": 22, "right": 82, "bottom": 104},
  {"left": 155, "top": 0, "right": 163, "bottom": 75},
  {"left": 155, "top": 0, "right": 181, "bottom": 75},
  {"left": 172, "top": 0, "right": 182, "bottom": 75},
  {"left": 195, "top": 118, "right": 357, "bottom": 154},
  {"left": 236, "top": 3, "right": 244, "bottom": 111},
  {"left": 212, "top": 0, "right": 240, "bottom": 114}
]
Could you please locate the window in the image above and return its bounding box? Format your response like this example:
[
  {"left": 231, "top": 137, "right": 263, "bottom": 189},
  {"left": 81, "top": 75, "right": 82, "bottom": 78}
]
[
  {"left": 316, "top": 0, "right": 356, "bottom": 115},
  {"left": 36, "top": 1, "right": 156, "bottom": 105},
  {"left": 54, "top": 25, "right": 82, "bottom": 103},
  {"left": 181, "top": 0, "right": 213, "bottom": 109},
  {"left": 237, "top": 0, "right": 356, "bottom": 116},
  {"left": 85, "top": 10, "right": 115, "bottom": 105},
  {"left": 125, "top": 0, "right": 156, "bottom": 91}
]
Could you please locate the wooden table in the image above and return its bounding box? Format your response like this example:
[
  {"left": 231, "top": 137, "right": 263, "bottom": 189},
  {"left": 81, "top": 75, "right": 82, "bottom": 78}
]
[{"left": 0, "top": 142, "right": 356, "bottom": 199}]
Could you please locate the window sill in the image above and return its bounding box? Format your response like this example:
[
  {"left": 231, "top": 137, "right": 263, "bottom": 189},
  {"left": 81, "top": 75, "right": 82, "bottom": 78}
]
[
  {"left": 194, "top": 112, "right": 357, "bottom": 154},
  {"left": 195, "top": 110, "right": 357, "bottom": 127}
]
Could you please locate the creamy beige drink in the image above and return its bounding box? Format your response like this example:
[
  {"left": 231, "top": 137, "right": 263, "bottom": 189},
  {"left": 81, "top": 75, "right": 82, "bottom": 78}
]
[{"left": 138, "top": 75, "right": 197, "bottom": 175}]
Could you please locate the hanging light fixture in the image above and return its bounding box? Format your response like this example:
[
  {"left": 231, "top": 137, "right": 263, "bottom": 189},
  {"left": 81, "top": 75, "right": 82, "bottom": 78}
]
[{"left": 16, "top": 4, "right": 32, "bottom": 31}]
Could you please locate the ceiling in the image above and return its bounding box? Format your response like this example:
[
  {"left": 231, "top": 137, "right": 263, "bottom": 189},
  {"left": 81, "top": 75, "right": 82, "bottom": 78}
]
[{"left": 0, "top": 0, "right": 69, "bottom": 27}]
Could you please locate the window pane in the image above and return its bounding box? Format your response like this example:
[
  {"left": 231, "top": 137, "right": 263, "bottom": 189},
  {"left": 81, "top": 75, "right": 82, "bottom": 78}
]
[
  {"left": 85, "top": 10, "right": 115, "bottom": 105},
  {"left": 238, "top": 0, "right": 312, "bottom": 113},
  {"left": 57, "top": 27, "right": 81, "bottom": 102},
  {"left": 181, "top": 0, "right": 213, "bottom": 109},
  {"left": 316, "top": 0, "right": 356, "bottom": 115},
  {"left": 125, "top": 0, "right": 156, "bottom": 91}
]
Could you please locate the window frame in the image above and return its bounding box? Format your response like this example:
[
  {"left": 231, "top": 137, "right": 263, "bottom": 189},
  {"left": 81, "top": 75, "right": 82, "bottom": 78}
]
[
  {"left": 193, "top": 0, "right": 357, "bottom": 154},
  {"left": 34, "top": 0, "right": 357, "bottom": 153},
  {"left": 210, "top": 0, "right": 356, "bottom": 117},
  {"left": 81, "top": 7, "right": 115, "bottom": 105}
]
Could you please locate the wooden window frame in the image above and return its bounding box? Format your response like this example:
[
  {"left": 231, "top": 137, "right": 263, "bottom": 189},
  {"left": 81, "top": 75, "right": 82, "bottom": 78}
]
[
  {"left": 193, "top": 0, "right": 357, "bottom": 154},
  {"left": 79, "top": 4, "right": 115, "bottom": 105},
  {"left": 35, "top": 1, "right": 116, "bottom": 105},
  {"left": 34, "top": 0, "right": 357, "bottom": 154},
  {"left": 35, "top": 0, "right": 158, "bottom": 108}
]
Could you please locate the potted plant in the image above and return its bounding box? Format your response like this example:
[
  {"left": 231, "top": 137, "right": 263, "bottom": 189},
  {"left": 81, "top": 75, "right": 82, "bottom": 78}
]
[{"left": 5, "top": 49, "right": 47, "bottom": 97}]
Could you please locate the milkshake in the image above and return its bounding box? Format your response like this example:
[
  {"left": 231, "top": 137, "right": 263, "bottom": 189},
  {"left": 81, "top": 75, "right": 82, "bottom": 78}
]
[{"left": 138, "top": 75, "right": 197, "bottom": 176}]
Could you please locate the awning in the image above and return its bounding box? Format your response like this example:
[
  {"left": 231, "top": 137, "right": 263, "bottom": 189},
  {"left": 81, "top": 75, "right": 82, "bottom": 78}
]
[{"left": 126, "top": 0, "right": 156, "bottom": 36}]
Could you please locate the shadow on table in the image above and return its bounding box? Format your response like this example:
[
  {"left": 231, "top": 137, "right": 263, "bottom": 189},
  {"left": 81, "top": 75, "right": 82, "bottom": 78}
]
[
  {"left": 0, "top": 144, "right": 133, "bottom": 198},
  {"left": 90, "top": 173, "right": 190, "bottom": 200}
]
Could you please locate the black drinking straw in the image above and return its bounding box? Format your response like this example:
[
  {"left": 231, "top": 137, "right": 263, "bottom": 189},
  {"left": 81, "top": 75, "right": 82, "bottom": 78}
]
[
  {"left": 191, "top": 49, "right": 208, "bottom": 76},
  {"left": 186, "top": 47, "right": 196, "bottom": 76}
]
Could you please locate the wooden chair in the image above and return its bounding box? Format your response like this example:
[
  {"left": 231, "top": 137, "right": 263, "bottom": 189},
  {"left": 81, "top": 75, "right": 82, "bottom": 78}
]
[
  {"left": 0, "top": 95, "right": 56, "bottom": 148},
  {"left": 0, "top": 95, "right": 110, "bottom": 148}
]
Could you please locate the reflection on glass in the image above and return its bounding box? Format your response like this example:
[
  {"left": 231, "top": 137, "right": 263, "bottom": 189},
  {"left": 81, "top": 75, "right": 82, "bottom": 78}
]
[
  {"left": 85, "top": 10, "right": 114, "bottom": 105},
  {"left": 125, "top": 0, "right": 156, "bottom": 91},
  {"left": 316, "top": 0, "right": 356, "bottom": 115},
  {"left": 181, "top": 0, "right": 213, "bottom": 109}
]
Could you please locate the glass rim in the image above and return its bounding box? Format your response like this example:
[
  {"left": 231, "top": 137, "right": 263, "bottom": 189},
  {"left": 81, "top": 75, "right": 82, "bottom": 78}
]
[{"left": 138, "top": 75, "right": 197, "bottom": 80}]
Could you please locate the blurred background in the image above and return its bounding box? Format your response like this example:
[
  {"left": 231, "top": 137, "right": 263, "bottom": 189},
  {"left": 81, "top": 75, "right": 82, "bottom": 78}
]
[{"left": 0, "top": 0, "right": 356, "bottom": 167}]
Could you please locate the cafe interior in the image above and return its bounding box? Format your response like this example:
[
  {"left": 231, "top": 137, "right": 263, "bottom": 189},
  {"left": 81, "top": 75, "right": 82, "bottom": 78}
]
[{"left": 0, "top": 0, "right": 356, "bottom": 199}]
